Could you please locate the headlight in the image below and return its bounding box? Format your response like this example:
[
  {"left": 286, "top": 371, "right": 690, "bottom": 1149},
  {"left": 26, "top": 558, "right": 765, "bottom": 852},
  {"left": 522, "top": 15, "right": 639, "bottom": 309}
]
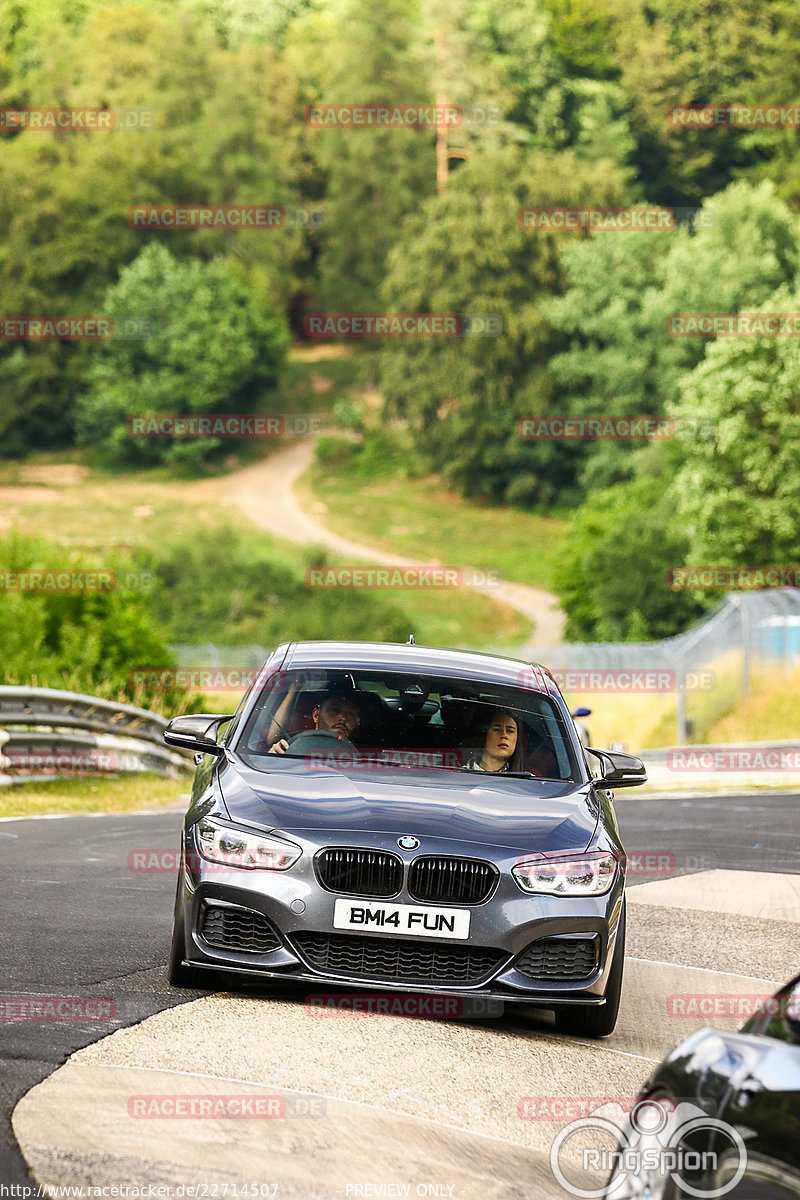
[
  {"left": 512, "top": 851, "right": 618, "bottom": 896},
  {"left": 194, "top": 818, "right": 301, "bottom": 870}
]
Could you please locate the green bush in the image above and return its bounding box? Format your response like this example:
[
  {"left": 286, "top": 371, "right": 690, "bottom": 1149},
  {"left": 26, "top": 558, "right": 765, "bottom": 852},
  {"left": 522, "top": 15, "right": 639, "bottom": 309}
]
[
  {"left": 75, "top": 245, "right": 288, "bottom": 468},
  {"left": 554, "top": 475, "right": 712, "bottom": 641},
  {"left": 0, "top": 532, "right": 190, "bottom": 710},
  {"left": 133, "top": 527, "right": 413, "bottom": 645},
  {"left": 313, "top": 428, "right": 420, "bottom": 481}
]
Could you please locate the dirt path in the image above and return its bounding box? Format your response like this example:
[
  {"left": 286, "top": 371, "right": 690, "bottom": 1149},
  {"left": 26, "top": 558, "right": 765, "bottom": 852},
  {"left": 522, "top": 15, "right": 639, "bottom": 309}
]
[{"left": 222, "top": 440, "right": 565, "bottom": 649}]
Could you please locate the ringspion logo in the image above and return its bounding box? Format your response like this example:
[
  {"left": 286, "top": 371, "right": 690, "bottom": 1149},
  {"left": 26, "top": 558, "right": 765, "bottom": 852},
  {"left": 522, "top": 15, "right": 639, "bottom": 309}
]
[{"left": 551, "top": 1100, "right": 746, "bottom": 1198}]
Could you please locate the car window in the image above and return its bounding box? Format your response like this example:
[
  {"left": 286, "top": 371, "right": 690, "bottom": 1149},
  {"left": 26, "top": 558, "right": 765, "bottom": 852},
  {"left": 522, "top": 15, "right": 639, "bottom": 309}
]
[{"left": 238, "top": 667, "right": 579, "bottom": 781}]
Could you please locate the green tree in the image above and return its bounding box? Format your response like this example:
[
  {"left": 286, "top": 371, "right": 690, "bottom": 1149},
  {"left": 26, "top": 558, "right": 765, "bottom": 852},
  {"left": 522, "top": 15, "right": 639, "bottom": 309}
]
[
  {"left": 75, "top": 244, "right": 288, "bottom": 466},
  {"left": 546, "top": 180, "right": 800, "bottom": 492},
  {"left": 668, "top": 285, "right": 800, "bottom": 564},
  {"left": 553, "top": 474, "right": 710, "bottom": 640},
  {"left": 379, "top": 145, "right": 628, "bottom": 506},
  {"left": 312, "top": 0, "right": 435, "bottom": 312},
  {"left": 0, "top": 532, "right": 187, "bottom": 709},
  {"left": 539, "top": 0, "right": 618, "bottom": 78},
  {"left": 0, "top": 1, "right": 306, "bottom": 453},
  {"left": 608, "top": 0, "right": 800, "bottom": 204},
  {"left": 465, "top": 0, "right": 635, "bottom": 170}
]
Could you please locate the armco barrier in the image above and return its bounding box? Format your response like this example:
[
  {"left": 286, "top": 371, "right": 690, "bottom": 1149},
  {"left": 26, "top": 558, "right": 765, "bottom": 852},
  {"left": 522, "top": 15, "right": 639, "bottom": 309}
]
[{"left": 0, "top": 687, "right": 192, "bottom": 781}]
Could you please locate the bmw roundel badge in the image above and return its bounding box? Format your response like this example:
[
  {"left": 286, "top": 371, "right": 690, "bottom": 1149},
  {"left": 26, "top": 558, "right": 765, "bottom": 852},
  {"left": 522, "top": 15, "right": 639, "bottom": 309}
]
[{"left": 398, "top": 835, "right": 419, "bottom": 850}]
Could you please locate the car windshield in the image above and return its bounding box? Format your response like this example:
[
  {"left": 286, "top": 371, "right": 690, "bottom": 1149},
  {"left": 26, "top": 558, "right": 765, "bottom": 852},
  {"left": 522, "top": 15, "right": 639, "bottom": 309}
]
[{"left": 238, "top": 667, "right": 579, "bottom": 781}]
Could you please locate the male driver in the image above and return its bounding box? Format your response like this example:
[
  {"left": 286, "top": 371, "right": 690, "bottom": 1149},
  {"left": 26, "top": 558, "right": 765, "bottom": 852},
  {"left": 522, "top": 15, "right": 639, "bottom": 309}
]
[{"left": 268, "top": 683, "right": 360, "bottom": 754}]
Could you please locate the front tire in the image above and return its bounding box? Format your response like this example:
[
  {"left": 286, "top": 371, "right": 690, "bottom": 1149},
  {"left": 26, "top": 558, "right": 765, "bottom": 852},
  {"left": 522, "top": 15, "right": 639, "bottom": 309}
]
[
  {"left": 167, "top": 876, "right": 214, "bottom": 991},
  {"left": 554, "top": 900, "right": 625, "bottom": 1039}
]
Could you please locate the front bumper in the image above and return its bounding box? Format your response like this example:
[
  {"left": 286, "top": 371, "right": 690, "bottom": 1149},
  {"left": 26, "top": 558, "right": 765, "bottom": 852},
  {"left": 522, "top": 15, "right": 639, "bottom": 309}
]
[{"left": 176, "top": 831, "right": 624, "bottom": 1007}]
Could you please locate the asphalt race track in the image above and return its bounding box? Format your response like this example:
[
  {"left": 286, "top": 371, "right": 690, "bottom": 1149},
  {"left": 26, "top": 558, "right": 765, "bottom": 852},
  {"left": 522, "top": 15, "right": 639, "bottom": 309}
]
[
  {"left": 0, "top": 811, "right": 201, "bottom": 1187},
  {"left": 2, "top": 793, "right": 799, "bottom": 1197}
]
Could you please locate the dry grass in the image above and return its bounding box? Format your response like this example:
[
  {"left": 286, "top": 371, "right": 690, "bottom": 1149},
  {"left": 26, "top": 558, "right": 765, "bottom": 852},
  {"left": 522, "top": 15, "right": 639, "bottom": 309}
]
[
  {"left": 0, "top": 772, "right": 190, "bottom": 819},
  {"left": 563, "top": 654, "right": 800, "bottom": 752}
]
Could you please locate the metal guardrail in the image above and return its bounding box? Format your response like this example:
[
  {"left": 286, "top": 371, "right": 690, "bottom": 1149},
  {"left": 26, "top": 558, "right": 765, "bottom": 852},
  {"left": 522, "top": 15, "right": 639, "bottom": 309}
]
[
  {"left": 0, "top": 686, "right": 169, "bottom": 742},
  {"left": 0, "top": 687, "right": 191, "bottom": 782}
]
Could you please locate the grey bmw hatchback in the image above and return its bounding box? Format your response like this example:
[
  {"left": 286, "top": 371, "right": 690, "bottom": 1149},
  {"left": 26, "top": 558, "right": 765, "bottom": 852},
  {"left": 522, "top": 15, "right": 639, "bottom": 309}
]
[{"left": 164, "top": 640, "right": 646, "bottom": 1037}]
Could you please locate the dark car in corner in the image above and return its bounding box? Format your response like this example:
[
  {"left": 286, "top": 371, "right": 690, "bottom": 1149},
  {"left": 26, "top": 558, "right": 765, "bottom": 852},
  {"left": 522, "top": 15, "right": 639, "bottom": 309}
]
[
  {"left": 607, "top": 972, "right": 800, "bottom": 1196},
  {"left": 163, "top": 640, "right": 646, "bottom": 1038}
]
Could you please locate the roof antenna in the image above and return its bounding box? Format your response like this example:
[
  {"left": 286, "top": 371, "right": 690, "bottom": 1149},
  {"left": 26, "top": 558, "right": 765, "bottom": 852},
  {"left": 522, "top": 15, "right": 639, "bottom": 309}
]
[{"left": 406, "top": 634, "right": 415, "bottom": 645}]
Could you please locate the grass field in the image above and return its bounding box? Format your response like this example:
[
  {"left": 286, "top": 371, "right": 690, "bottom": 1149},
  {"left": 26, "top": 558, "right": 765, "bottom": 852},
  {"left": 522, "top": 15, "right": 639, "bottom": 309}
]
[
  {"left": 564, "top": 658, "right": 800, "bottom": 752},
  {"left": 301, "top": 442, "right": 566, "bottom": 593},
  {"left": 1, "top": 476, "right": 530, "bottom": 653},
  {"left": 0, "top": 773, "right": 189, "bottom": 819},
  {"left": 0, "top": 352, "right": 532, "bottom": 656}
]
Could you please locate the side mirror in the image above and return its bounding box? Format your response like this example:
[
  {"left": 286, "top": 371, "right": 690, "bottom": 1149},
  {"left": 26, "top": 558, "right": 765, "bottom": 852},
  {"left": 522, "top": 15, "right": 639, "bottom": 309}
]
[
  {"left": 163, "top": 713, "right": 235, "bottom": 756},
  {"left": 571, "top": 706, "right": 592, "bottom": 718},
  {"left": 586, "top": 748, "right": 647, "bottom": 789}
]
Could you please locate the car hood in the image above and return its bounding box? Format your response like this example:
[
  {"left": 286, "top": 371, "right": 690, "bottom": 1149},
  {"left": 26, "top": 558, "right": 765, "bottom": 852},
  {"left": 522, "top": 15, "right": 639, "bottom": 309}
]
[{"left": 218, "top": 756, "right": 599, "bottom": 855}]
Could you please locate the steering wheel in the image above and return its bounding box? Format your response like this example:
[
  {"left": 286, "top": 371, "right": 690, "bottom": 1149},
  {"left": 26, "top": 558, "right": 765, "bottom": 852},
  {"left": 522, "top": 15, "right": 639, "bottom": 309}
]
[{"left": 285, "top": 729, "right": 357, "bottom": 755}]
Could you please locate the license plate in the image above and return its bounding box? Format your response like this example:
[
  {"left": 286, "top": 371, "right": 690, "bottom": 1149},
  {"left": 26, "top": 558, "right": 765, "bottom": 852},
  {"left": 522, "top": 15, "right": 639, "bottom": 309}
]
[{"left": 333, "top": 898, "right": 470, "bottom": 940}]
